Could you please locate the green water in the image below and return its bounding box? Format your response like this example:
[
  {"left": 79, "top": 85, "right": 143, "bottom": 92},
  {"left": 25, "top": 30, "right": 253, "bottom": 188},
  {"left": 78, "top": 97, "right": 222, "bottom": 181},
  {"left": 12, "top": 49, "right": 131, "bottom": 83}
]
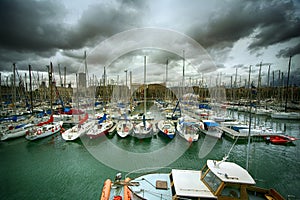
[{"left": 1, "top": 111, "right": 300, "bottom": 199}]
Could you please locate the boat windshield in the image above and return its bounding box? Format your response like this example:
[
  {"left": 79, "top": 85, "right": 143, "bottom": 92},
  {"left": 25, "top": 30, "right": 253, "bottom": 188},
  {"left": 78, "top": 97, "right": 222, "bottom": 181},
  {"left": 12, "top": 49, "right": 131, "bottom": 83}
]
[{"left": 203, "top": 170, "right": 222, "bottom": 193}]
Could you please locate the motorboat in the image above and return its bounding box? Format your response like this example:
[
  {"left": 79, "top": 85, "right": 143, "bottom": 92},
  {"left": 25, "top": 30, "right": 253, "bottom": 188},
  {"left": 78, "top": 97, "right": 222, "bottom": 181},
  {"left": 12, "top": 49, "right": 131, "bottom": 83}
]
[
  {"left": 265, "top": 135, "right": 298, "bottom": 145},
  {"left": 101, "top": 159, "right": 285, "bottom": 200}
]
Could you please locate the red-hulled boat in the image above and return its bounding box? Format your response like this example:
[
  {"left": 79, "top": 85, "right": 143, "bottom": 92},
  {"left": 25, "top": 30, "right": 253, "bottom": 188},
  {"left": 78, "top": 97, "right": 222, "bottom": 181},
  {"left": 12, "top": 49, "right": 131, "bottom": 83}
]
[{"left": 265, "top": 135, "right": 298, "bottom": 145}]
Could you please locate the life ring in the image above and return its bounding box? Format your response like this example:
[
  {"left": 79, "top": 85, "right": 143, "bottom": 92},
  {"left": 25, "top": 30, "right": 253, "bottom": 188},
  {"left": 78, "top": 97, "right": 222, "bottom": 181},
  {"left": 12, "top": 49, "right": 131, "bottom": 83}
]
[
  {"left": 37, "top": 130, "right": 42, "bottom": 135},
  {"left": 164, "top": 129, "right": 168, "bottom": 134}
]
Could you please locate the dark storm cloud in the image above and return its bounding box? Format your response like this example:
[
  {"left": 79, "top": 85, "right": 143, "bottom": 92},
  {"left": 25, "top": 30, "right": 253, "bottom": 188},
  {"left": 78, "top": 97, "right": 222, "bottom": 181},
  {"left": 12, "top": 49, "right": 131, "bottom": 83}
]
[
  {"left": 1, "top": 0, "right": 300, "bottom": 82},
  {"left": 0, "top": 0, "right": 147, "bottom": 72},
  {"left": 277, "top": 43, "right": 300, "bottom": 58},
  {"left": 248, "top": 1, "right": 300, "bottom": 52},
  {"left": 188, "top": 0, "right": 300, "bottom": 54},
  {"left": 67, "top": 1, "right": 146, "bottom": 48},
  {"left": 0, "top": 0, "right": 69, "bottom": 52}
]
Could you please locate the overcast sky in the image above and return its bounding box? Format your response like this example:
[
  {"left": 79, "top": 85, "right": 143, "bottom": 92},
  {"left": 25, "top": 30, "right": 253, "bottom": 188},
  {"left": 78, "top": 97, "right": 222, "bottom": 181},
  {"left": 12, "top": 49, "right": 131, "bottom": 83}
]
[{"left": 0, "top": 0, "right": 300, "bottom": 87}]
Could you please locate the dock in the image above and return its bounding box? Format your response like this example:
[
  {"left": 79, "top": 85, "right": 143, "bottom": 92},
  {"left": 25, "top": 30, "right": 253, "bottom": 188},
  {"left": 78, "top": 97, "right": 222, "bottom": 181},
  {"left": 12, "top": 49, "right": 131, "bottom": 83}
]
[{"left": 218, "top": 126, "right": 278, "bottom": 141}]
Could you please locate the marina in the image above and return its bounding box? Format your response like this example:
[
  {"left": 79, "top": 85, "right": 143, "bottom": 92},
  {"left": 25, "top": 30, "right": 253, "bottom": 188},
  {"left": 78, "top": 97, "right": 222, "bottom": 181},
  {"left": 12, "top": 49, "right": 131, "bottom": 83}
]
[
  {"left": 1, "top": 57, "right": 300, "bottom": 199},
  {"left": 1, "top": 0, "right": 300, "bottom": 199},
  {"left": 1, "top": 103, "right": 300, "bottom": 199}
]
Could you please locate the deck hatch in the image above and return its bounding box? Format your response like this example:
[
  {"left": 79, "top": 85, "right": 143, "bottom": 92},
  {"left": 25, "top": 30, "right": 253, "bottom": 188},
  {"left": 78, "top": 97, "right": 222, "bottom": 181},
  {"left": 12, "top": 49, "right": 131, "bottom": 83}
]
[{"left": 156, "top": 180, "right": 168, "bottom": 190}]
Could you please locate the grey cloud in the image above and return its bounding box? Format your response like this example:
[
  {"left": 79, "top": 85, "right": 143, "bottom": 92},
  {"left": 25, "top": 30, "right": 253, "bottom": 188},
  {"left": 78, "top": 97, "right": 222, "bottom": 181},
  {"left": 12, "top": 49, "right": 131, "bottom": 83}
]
[
  {"left": 0, "top": 0, "right": 68, "bottom": 52},
  {"left": 67, "top": 1, "right": 146, "bottom": 48},
  {"left": 188, "top": 0, "right": 300, "bottom": 56},
  {"left": 276, "top": 42, "right": 300, "bottom": 58}
]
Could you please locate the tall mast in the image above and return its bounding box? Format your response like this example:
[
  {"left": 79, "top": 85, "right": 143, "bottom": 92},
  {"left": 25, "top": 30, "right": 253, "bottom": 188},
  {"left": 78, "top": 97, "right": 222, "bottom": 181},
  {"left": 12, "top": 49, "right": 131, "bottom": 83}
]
[
  {"left": 130, "top": 71, "right": 132, "bottom": 113},
  {"left": 49, "top": 62, "right": 53, "bottom": 114},
  {"left": 246, "top": 65, "right": 252, "bottom": 171},
  {"left": 29, "top": 65, "right": 33, "bottom": 114},
  {"left": 84, "top": 51, "right": 88, "bottom": 87},
  {"left": 247, "top": 65, "right": 252, "bottom": 99},
  {"left": 144, "top": 56, "right": 147, "bottom": 114},
  {"left": 0, "top": 73, "right": 2, "bottom": 111},
  {"left": 285, "top": 56, "right": 292, "bottom": 112},
  {"left": 257, "top": 62, "right": 262, "bottom": 107},
  {"left": 12, "top": 63, "right": 16, "bottom": 114},
  {"left": 76, "top": 74, "right": 79, "bottom": 109},
  {"left": 165, "top": 59, "right": 168, "bottom": 100},
  {"left": 103, "top": 66, "right": 106, "bottom": 103},
  {"left": 182, "top": 50, "right": 185, "bottom": 88},
  {"left": 64, "top": 66, "right": 67, "bottom": 102},
  {"left": 124, "top": 69, "right": 128, "bottom": 100}
]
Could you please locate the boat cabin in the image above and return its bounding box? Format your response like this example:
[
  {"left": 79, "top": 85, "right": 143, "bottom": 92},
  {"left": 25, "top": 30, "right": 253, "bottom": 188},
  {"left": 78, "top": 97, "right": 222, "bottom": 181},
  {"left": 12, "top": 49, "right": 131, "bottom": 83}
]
[
  {"left": 170, "top": 160, "right": 285, "bottom": 200},
  {"left": 200, "top": 160, "right": 256, "bottom": 199}
]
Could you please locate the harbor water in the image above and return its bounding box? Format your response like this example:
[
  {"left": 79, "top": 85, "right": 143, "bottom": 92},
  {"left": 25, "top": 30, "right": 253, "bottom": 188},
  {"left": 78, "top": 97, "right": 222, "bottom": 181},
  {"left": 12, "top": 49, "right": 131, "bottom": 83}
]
[{"left": 1, "top": 110, "right": 300, "bottom": 199}]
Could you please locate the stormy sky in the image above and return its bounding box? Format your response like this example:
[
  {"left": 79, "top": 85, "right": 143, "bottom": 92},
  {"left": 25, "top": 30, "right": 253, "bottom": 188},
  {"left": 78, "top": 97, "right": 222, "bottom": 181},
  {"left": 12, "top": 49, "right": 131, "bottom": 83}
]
[{"left": 0, "top": 0, "right": 300, "bottom": 87}]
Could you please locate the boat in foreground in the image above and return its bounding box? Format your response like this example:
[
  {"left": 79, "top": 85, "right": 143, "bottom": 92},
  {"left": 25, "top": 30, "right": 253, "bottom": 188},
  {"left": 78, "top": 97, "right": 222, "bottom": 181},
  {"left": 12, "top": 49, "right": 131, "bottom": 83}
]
[
  {"left": 100, "top": 174, "right": 133, "bottom": 200},
  {"left": 103, "top": 159, "right": 285, "bottom": 200}
]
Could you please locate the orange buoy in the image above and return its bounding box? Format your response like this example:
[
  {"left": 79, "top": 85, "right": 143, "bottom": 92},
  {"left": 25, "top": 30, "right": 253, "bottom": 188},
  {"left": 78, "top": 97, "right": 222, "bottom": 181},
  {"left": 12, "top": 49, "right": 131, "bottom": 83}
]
[
  {"left": 100, "top": 179, "right": 112, "bottom": 200},
  {"left": 124, "top": 177, "right": 131, "bottom": 200}
]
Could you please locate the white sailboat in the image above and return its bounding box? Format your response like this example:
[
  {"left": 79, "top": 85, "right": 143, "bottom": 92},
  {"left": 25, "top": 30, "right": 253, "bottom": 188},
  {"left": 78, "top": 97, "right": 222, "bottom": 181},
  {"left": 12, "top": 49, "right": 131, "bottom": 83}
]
[
  {"left": 116, "top": 112, "right": 133, "bottom": 138},
  {"left": 1, "top": 123, "right": 35, "bottom": 141},
  {"left": 271, "top": 57, "right": 300, "bottom": 120},
  {"left": 132, "top": 56, "right": 153, "bottom": 139},
  {"left": 86, "top": 113, "right": 115, "bottom": 139},
  {"left": 157, "top": 59, "right": 176, "bottom": 139},
  {"left": 25, "top": 115, "right": 63, "bottom": 141},
  {"left": 176, "top": 115, "right": 200, "bottom": 142},
  {"left": 62, "top": 113, "right": 93, "bottom": 141}
]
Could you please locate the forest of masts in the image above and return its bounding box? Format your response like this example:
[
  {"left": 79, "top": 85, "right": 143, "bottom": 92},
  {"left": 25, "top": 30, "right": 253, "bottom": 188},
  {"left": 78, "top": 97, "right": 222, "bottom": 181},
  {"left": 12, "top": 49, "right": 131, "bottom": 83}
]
[{"left": 1, "top": 57, "right": 299, "bottom": 109}]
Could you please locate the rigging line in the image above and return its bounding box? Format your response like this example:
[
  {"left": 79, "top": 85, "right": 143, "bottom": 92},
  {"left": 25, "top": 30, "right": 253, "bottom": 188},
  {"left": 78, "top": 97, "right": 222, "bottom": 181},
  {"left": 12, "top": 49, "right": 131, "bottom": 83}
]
[
  {"left": 125, "top": 167, "right": 172, "bottom": 178},
  {"left": 224, "top": 133, "right": 240, "bottom": 160}
]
